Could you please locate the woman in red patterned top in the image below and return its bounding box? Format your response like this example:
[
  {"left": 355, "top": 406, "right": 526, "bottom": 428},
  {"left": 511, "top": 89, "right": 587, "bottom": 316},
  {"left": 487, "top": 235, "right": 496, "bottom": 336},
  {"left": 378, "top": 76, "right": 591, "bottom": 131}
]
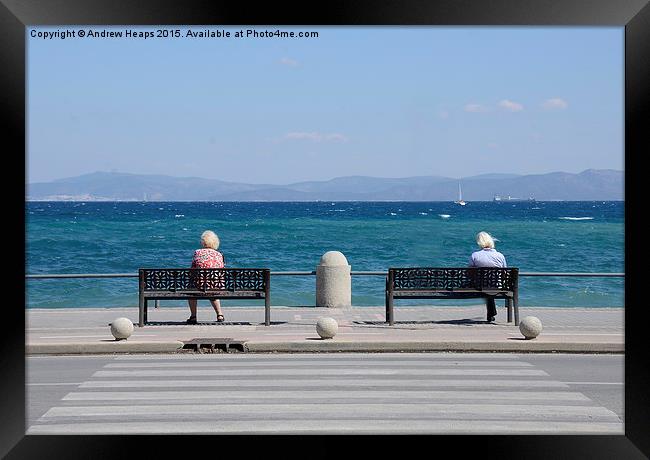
[{"left": 187, "top": 230, "right": 225, "bottom": 324}]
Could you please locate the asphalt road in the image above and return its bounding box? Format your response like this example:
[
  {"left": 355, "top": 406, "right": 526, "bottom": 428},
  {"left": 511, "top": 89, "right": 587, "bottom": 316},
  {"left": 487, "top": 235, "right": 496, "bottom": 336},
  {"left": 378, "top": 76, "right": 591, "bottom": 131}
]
[{"left": 26, "top": 352, "right": 624, "bottom": 434}]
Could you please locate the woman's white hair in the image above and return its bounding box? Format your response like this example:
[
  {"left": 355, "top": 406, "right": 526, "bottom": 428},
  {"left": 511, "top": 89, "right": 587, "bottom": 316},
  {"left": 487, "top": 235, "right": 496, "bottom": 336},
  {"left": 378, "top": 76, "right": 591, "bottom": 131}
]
[
  {"left": 200, "top": 230, "right": 220, "bottom": 250},
  {"left": 476, "top": 231, "right": 498, "bottom": 249}
]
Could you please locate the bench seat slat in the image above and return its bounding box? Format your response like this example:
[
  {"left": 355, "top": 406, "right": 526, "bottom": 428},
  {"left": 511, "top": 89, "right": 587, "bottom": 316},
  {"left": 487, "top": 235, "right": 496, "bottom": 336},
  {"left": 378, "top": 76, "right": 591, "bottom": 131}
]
[
  {"left": 144, "top": 291, "right": 264, "bottom": 298},
  {"left": 393, "top": 291, "right": 513, "bottom": 298}
]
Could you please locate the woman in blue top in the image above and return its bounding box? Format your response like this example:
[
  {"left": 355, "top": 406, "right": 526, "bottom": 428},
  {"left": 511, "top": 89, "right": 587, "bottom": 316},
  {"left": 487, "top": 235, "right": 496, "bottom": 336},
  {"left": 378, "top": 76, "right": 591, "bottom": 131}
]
[{"left": 469, "top": 231, "right": 507, "bottom": 322}]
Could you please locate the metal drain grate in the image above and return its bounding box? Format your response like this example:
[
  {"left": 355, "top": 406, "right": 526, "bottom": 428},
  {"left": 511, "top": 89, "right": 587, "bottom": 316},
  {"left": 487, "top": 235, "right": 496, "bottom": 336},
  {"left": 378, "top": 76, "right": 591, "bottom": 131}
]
[{"left": 182, "top": 338, "right": 246, "bottom": 353}]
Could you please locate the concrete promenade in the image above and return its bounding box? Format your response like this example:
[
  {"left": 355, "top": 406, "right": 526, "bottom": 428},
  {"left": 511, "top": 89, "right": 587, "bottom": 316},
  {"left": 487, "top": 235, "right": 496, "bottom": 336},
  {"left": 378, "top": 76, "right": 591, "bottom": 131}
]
[{"left": 26, "top": 304, "right": 624, "bottom": 354}]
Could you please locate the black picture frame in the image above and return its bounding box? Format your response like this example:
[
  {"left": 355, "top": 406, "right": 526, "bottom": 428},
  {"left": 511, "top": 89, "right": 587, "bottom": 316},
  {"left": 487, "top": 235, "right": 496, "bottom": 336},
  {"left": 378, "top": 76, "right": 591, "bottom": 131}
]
[{"left": 3, "top": 0, "right": 648, "bottom": 457}]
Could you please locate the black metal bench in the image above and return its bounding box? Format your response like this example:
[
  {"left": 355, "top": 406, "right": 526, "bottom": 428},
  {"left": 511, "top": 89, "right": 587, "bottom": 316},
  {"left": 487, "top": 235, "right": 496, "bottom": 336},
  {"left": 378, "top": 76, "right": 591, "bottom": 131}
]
[
  {"left": 385, "top": 267, "right": 519, "bottom": 326},
  {"left": 138, "top": 268, "right": 271, "bottom": 327}
]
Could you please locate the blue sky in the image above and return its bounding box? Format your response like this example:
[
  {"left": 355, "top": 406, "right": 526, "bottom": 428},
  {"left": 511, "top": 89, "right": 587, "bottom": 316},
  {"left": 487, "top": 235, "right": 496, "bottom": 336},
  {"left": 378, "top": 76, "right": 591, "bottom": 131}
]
[{"left": 27, "top": 26, "right": 623, "bottom": 184}]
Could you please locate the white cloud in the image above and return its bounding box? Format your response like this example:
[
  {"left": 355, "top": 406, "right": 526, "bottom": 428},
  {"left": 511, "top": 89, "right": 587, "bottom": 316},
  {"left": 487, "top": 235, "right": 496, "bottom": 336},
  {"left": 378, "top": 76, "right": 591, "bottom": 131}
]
[
  {"left": 283, "top": 132, "right": 348, "bottom": 142},
  {"left": 323, "top": 133, "right": 348, "bottom": 142},
  {"left": 498, "top": 99, "right": 524, "bottom": 112},
  {"left": 279, "top": 57, "right": 299, "bottom": 66},
  {"left": 464, "top": 104, "right": 488, "bottom": 113},
  {"left": 542, "top": 98, "right": 568, "bottom": 110},
  {"left": 284, "top": 132, "right": 320, "bottom": 141},
  {"left": 438, "top": 110, "right": 449, "bottom": 119}
]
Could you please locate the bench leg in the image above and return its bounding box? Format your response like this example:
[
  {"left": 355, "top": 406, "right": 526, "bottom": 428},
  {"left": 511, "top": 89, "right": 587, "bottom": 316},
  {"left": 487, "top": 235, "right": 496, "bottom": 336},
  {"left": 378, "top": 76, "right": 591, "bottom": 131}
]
[
  {"left": 513, "top": 289, "right": 520, "bottom": 326},
  {"left": 264, "top": 270, "right": 271, "bottom": 326},
  {"left": 138, "top": 294, "right": 145, "bottom": 327},
  {"left": 264, "top": 295, "right": 271, "bottom": 326},
  {"left": 385, "top": 290, "right": 389, "bottom": 323},
  {"left": 507, "top": 298, "right": 513, "bottom": 323},
  {"left": 387, "top": 293, "right": 394, "bottom": 326}
]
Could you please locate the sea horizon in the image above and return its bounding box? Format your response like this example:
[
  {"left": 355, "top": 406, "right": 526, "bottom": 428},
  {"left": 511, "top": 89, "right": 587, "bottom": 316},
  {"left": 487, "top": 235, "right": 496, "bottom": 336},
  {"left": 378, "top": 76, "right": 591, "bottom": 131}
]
[{"left": 25, "top": 199, "right": 625, "bottom": 203}]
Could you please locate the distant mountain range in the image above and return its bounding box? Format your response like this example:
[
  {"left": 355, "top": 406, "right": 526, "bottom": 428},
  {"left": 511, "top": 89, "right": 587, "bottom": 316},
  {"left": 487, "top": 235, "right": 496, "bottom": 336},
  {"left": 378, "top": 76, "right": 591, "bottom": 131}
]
[{"left": 26, "top": 169, "right": 624, "bottom": 201}]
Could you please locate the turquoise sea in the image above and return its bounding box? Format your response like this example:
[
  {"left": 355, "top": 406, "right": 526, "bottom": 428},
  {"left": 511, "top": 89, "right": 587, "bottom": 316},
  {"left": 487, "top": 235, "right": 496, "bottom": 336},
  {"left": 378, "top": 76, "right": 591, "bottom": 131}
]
[{"left": 26, "top": 201, "right": 624, "bottom": 308}]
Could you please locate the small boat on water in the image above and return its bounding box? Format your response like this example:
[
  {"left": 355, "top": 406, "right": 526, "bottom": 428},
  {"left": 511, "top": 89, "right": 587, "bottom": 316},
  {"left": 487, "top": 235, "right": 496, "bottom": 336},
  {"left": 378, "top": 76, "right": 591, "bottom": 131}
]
[
  {"left": 494, "top": 194, "right": 536, "bottom": 202},
  {"left": 454, "top": 182, "right": 466, "bottom": 206}
]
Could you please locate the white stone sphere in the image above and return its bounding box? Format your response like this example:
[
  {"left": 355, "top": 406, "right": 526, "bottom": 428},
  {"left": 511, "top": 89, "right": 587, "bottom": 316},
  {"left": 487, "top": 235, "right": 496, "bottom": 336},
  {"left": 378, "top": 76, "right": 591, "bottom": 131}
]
[
  {"left": 110, "top": 317, "right": 134, "bottom": 340},
  {"left": 316, "top": 317, "right": 339, "bottom": 339},
  {"left": 519, "top": 316, "right": 543, "bottom": 339},
  {"left": 319, "top": 251, "right": 349, "bottom": 266}
]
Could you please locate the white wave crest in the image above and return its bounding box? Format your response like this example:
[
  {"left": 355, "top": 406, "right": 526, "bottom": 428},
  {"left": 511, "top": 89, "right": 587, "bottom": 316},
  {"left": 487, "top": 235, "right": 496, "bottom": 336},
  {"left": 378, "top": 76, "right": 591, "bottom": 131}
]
[{"left": 559, "top": 217, "right": 594, "bottom": 220}]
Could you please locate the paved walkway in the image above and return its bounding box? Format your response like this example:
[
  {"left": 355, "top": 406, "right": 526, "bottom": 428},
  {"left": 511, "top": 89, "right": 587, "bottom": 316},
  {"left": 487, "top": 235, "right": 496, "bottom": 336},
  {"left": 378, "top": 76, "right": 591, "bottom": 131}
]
[{"left": 26, "top": 304, "right": 624, "bottom": 354}]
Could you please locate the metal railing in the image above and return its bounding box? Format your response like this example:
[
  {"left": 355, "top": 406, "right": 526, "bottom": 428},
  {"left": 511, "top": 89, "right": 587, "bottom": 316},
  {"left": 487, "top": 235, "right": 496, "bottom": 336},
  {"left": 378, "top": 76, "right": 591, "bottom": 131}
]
[
  {"left": 25, "top": 271, "right": 625, "bottom": 279},
  {"left": 25, "top": 271, "right": 625, "bottom": 309}
]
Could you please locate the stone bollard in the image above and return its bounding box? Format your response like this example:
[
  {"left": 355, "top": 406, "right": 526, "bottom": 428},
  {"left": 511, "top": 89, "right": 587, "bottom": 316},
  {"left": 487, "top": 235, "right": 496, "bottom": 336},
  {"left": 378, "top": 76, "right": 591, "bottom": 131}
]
[
  {"left": 519, "top": 316, "right": 543, "bottom": 339},
  {"left": 110, "top": 317, "right": 134, "bottom": 340},
  {"left": 316, "top": 251, "right": 351, "bottom": 308},
  {"left": 316, "top": 317, "right": 339, "bottom": 339}
]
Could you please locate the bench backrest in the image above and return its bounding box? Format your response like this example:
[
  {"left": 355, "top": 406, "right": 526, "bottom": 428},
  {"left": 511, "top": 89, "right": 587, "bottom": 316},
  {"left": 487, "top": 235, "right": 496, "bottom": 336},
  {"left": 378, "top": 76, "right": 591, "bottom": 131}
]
[
  {"left": 388, "top": 267, "right": 518, "bottom": 291},
  {"left": 139, "top": 268, "right": 269, "bottom": 292}
]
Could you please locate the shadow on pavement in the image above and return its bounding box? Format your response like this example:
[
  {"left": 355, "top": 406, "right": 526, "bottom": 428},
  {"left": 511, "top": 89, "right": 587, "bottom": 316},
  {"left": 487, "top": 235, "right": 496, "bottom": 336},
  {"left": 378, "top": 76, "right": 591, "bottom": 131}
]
[
  {"left": 144, "top": 321, "right": 258, "bottom": 326},
  {"left": 353, "top": 318, "right": 489, "bottom": 326}
]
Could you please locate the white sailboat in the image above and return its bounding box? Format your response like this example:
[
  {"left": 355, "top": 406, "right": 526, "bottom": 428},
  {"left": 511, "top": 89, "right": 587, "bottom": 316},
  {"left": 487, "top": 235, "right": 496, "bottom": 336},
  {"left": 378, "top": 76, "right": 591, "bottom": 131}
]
[{"left": 455, "top": 182, "right": 466, "bottom": 206}]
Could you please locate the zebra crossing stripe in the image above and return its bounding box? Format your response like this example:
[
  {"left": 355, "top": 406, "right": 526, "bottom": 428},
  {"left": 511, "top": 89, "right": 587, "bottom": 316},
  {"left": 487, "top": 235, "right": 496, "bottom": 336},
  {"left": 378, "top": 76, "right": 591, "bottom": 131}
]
[
  {"left": 112, "top": 353, "right": 523, "bottom": 360},
  {"left": 103, "top": 360, "right": 533, "bottom": 368},
  {"left": 78, "top": 378, "right": 569, "bottom": 388},
  {"left": 62, "top": 390, "right": 589, "bottom": 401},
  {"left": 27, "top": 419, "right": 624, "bottom": 435},
  {"left": 40, "top": 402, "right": 620, "bottom": 419},
  {"left": 93, "top": 368, "right": 548, "bottom": 377}
]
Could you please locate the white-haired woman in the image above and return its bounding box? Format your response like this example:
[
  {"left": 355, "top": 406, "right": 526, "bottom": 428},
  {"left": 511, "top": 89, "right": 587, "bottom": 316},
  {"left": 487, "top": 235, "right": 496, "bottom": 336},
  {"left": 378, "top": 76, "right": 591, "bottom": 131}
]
[
  {"left": 187, "top": 230, "right": 225, "bottom": 324},
  {"left": 469, "top": 231, "right": 507, "bottom": 322}
]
